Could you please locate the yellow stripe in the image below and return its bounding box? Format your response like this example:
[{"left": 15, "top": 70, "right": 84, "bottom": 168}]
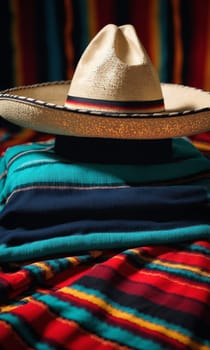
[
  {"left": 191, "top": 140, "right": 210, "bottom": 152},
  {"left": 65, "top": 256, "right": 80, "bottom": 266},
  {"left": 31, "top": 256, "right": 80, "bottom": 280},
  {"left": 31, "top": 298, "right": 130, "bottom": 350},
  {"left": 0, "top": 304, "right": 18, "bottom": 312},
  {"left": 31, "top": 262, "right": 54, "bottom": 279},
  {"left": 61, "top": 286, "right": 210, "bottom": 349},
  {"left": 0, "top": 294, "right": 33, "bottom": 312},
  {"left": 115, "top": 255, "right": 210, "bottom": 292},
  {"left": 130, "top": 249, "right": 210, "bottom": 279}
]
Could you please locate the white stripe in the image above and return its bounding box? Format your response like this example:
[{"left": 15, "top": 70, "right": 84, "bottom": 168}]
[
  {"left": 7, "top": 144, "right": 54, "bottom": 168},
  {"left": 5, "top": 184, "right": 129, "bottom": 204}
]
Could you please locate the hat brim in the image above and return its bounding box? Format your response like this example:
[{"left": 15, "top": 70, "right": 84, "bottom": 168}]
[{"left": 0, "top": 81, "right": 210, "bottom": 139}]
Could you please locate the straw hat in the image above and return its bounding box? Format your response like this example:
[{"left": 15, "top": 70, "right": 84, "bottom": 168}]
[{"left": 0, "top": 24, "right": 210, "bottom": 139}]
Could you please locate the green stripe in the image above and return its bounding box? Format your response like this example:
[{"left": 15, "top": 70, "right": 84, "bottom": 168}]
[
  {"left": 0, "top": 313, "right": 54, "bottom": 350},
  {"left": 23, "top": 264, "right": 46, "bottom": 283},
  {"left": 0, "top": 225, "right": 210, "bottom": 262},
  {"left": 187, "top": 243, "right": 210, "bottom": 256},
  {"left": 71, "top": 283, "right": 200, "bottom": 341},
  {"left": 126, "top": 250, "right": 210, "bottom": 285},
  {"left": 34, "top": 291, "right": 163, "bottom": 350},
  {"left": 24, "top": 254, "right": 92, "bottom": 280}
]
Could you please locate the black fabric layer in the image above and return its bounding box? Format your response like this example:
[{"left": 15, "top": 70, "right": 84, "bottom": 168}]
[
  {"left": 0, "top": 186, "right": 208, "bottom": 245},
  {"left": 55, "top": 136, "right": 172, "bottom": 164}
]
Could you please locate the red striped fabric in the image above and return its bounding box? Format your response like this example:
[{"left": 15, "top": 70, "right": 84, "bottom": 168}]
[{"left": 0, "top": 242, "right": 209, "bottom": 349}]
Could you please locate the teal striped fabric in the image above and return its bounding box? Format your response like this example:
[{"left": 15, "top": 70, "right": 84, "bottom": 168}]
[{"left": 1, "top": 138, "right": 210, "bottom": 201}]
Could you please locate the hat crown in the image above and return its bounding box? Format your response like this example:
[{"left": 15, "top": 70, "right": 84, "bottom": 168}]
[{"left": 65, "top": 24, "right": 164, "bottom": 113}]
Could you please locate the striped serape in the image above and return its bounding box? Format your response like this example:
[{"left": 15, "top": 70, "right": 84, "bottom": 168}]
[
  {"left": 1, "top": 1, "right": 210, "bottom": 91},
  {"left": 0, "top": 137, "right": 210, "bottom": 349}
]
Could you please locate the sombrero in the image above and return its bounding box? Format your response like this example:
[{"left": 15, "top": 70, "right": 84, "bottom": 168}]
[{"left": 0, "top": 23, "right": 210, "bottom": 140}]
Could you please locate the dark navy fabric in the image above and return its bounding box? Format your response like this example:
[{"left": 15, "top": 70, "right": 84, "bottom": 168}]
[{"left": 0, "top": 186, "right": 208, "bottom": 246}]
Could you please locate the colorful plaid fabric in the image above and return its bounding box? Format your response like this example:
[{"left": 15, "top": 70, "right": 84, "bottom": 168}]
[{"left": 0, "top": 137, "right": 210, "bottom": 349}]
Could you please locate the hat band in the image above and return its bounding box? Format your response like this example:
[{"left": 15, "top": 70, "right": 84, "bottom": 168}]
[{"left": 66, "top": 95, "right": 164, "bottom": 113}]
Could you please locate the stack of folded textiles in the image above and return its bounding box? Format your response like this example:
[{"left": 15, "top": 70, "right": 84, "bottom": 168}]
[{"left": 0, "top": 25, "right": 209, "bottom": 350}]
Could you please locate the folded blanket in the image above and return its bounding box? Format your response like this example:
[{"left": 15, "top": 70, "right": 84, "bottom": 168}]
[
  {"left": 0, "top": 137, "right": 210, "bottom": 349},
  {"left": 0, "top": 138, "right": 210, "bottom": 262}
]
